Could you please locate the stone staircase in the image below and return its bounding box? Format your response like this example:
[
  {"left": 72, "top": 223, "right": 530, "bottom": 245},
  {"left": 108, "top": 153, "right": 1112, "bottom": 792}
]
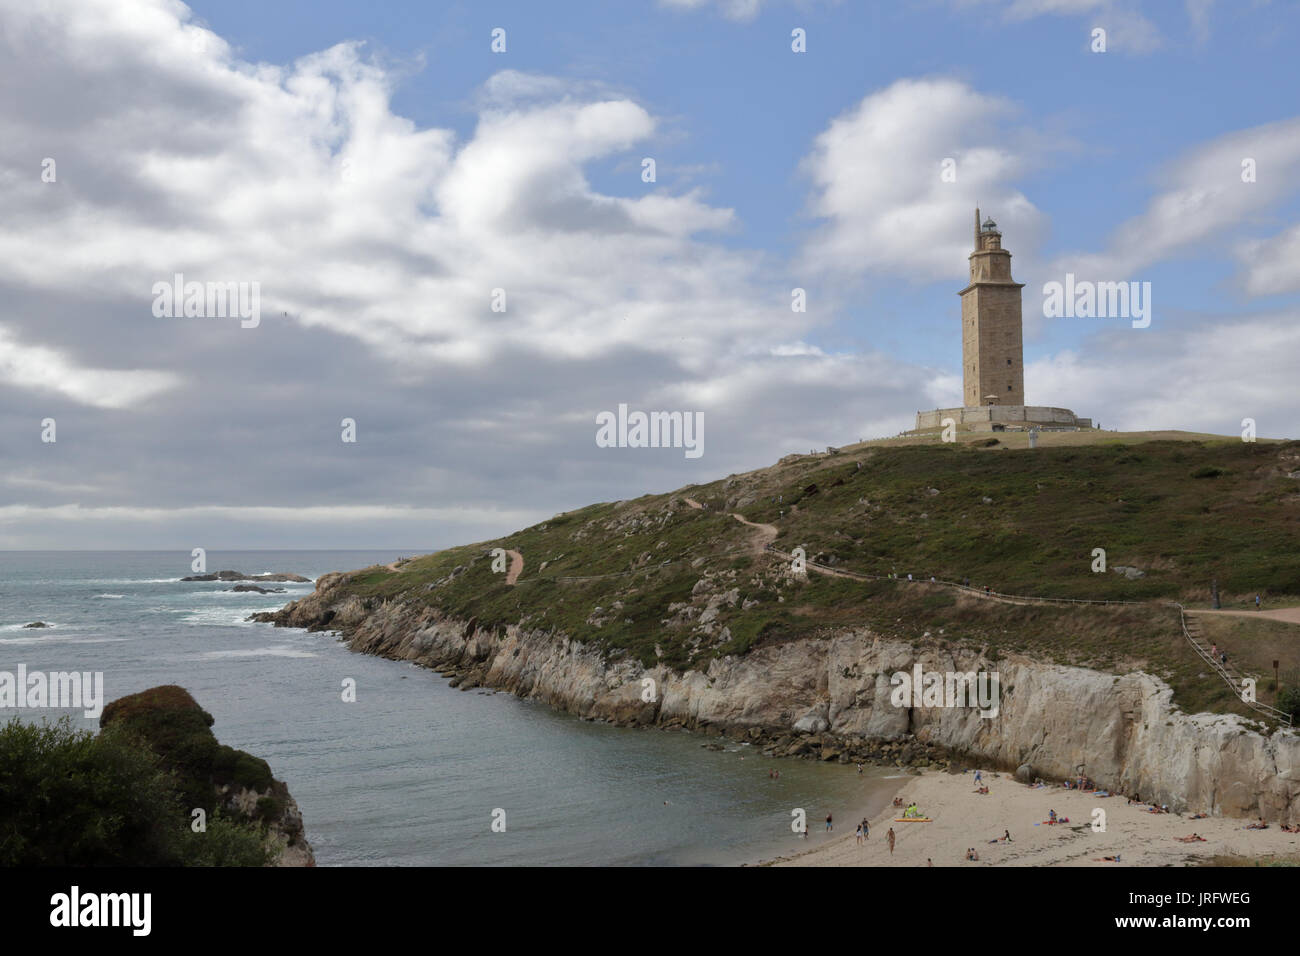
[{"left": 1178, "top": 606, "right": 1292, "bottom": 726}]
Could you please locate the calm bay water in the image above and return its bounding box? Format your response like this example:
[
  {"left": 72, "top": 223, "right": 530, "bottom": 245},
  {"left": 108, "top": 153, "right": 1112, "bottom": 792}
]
[{"left": 0, "top": 550, "right": 899, "bottom": 866}]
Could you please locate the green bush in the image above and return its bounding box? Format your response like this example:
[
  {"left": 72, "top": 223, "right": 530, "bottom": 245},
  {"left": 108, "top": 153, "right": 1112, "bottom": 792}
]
[
  {"left": 177, "top": 810, "right": 275, "bottom": 867},
  {"left": 0, "top": 706, "right": 282, "bottom": 866},
  {"left": 0, "top": 718, "right": 182, "bottom": 865},
  {"left": 1277, "top": 686, "right": 1300, "bottom": 721}
]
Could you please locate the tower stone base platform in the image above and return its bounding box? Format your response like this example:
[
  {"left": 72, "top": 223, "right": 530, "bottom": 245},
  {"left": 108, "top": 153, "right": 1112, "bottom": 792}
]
[{"left": 914, "top": 405, "right": 1094, "bottom": 433}]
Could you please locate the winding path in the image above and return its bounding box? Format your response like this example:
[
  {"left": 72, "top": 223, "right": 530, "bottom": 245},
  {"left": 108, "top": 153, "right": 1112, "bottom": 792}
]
[{"left": 504, "top": 549, "right": 524, "bottom": 586}]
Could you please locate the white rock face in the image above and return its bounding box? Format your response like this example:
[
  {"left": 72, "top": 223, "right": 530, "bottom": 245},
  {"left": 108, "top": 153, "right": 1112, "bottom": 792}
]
[{"left": 268, "top": 582, "right": 1300, "bottom": 823}]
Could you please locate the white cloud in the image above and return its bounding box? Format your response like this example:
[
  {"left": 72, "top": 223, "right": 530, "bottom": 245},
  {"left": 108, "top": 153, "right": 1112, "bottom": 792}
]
[
  {"left": 0, "top": 326, "right": 180, "bottom": 409},
  {"left": 658, "top": 0, "right": 765, "bottom": 21},
  {"left": 0, "top": 0, "right": 795, "bottom": 381},
  {"left": 1237, "top": 224, "right": 1300, "bottom": 297},
  {"left": 1027, "top": 310, "right": 1300, "bottom": 433},
  {"left": 1050, "top": 116, "right": 1300, "bottom": 284},
  {"left": 956, "top": 0, "right": 1186, "bottom": 53},
  {"left": 799, "top": 78, "right": 1046, "bottom": 282}
]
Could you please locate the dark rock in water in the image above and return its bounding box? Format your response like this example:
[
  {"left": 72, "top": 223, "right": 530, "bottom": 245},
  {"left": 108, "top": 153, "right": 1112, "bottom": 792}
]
[
  {"left": 23, "top": 621, "right": 49, "bottom": 628},
  {"left": 181, "top": 570, "right": 310, "bottom": 583},
  {"left": 226, "top": 585, "right": 286, "bottom": 594}
]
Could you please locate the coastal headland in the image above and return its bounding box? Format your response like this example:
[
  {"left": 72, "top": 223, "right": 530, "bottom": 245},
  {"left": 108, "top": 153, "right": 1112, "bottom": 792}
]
[{"left": 256, "top": 430, "right": 1300, "bottom": 849}]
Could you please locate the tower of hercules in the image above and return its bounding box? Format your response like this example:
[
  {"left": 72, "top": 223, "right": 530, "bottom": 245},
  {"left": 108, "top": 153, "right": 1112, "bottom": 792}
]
[
  {"left": 960, "top": 208, "right": 1024, "bottom": 407},
  {"left": 911, "top": 209, "right": 1093, "bottom": 433}
]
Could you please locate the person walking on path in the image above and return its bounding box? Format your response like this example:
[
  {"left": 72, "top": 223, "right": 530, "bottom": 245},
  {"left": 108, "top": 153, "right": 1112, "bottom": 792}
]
[
  {"left": 862, "top": 818, "right": 870, "bottom": 839},
  {"left": 855, "top": 824, "right": 864, "bottom": 846},
  {"left": 1256, "top": 594, "right": 1262, "bottom": 611},
  {"left": 887, "top": 827, "right": 896, "bottom": 855}
]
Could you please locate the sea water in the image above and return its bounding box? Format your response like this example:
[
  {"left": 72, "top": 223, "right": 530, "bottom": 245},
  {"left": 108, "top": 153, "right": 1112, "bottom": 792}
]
[{"left": 0, "top": 550, "right": 899, "bottom": 866}]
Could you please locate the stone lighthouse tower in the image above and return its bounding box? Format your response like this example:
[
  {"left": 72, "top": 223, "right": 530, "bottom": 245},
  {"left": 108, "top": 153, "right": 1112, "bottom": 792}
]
[
  {"left": 959, "top": 208, "right": 1024, "bottom": 407},
  {"left": 911, "top": 212, "right": 1092, "bottom": 433}
]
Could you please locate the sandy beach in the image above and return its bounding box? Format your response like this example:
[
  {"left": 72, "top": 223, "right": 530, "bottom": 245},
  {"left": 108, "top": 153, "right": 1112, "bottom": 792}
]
[{"left": 763, "top": 770, "right": 1300, "bottom": 867}]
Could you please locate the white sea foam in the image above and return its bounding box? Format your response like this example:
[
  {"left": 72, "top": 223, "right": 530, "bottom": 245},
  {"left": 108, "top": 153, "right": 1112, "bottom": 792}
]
[
  {"left": 197, "top": 646, "right": 318, "bottom": 660},
  {"left": 78, "top": 578, "right": 179, "bottom": 585},
  {"left": 0, "top": 635, "right": 130, "bottom": 646},
  {"left": 180, "top": 608, "right": 258, "bottom": 627}
]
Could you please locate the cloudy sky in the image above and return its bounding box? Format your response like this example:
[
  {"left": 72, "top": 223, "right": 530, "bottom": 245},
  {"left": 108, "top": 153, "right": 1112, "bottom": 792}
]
[{"left": 1, "top": 0, "right": 1297, "bottom": 549}]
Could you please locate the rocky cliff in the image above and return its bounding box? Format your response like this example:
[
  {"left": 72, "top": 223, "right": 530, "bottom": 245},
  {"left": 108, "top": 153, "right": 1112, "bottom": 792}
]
[{"left": 259, "top": 572, "right": 1300, "bottom": 824}]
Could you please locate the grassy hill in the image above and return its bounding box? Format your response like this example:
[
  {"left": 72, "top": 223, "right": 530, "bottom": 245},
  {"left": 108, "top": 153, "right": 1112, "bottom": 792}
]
[{"left": 323, "top": 431, "right": 1300, "bottom": 722}]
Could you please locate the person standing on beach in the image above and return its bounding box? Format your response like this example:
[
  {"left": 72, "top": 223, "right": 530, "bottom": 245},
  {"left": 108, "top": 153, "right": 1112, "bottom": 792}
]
[
  {"left": 862, "top": 818, "right": 869, "bottom": 839},
  {"left": 856, "top": 824, "right": 863, "bottom": 845},
  {"left": 887, "top": 827, "right": 896, "bottom": 854},
  {"left": 825, "top": 813, "right": 833, "bottom": 832}
]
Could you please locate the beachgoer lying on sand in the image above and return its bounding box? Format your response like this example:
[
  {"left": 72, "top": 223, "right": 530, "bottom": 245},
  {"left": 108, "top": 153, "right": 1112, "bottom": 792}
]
[
  {"left": 1246, "top": 819, "right": 1269, "bottom": 830},
  {"left": 1281, "top": 823, "right": 1300, "bottom": 833},
  {"left": 1175, "top": 834, "right": 1206, "bottom": 842},
  {"left": 1190, "top": 812, "right": 1208, "bottom": 820},
  {"left": 973, "top": 786, "right": 989, "bottom": 794},
  {"left": 1092, "top": 855, "right": 1122, "bottom": 862}
]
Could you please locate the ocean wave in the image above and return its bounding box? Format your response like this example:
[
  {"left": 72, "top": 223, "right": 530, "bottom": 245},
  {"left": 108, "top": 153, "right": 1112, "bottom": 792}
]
[
  {"left": 94, "top": 594, "right": 125, "bottom": 599},
  {"left": 179, "top": 609, "right": 260, "bottom": 627},
  {"left": 76, "top": 578, "right": 182, "bottom": 585},
  {"left": 0, "top": 635, "right": 130, "bottom": 645},
  {"left": 196, "top": 646, "right": 318, "bottom": 660}
]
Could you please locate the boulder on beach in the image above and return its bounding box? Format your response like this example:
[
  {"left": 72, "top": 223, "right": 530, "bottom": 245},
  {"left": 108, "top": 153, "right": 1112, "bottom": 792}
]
[{"left": 181, "top": 570, "right": 309, "bottom": 583}]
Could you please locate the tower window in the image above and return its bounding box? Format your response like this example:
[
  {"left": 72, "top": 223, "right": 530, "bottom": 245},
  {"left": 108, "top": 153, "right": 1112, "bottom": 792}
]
[
  {"left": 1007, "top": 385, "right": 1012, "bottom": 391},
  {"left": 1006, "top": 358, "right": 1011, "bottom": 365}
]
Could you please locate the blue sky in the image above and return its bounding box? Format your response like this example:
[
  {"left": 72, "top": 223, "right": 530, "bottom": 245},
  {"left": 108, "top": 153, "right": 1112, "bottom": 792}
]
[
  {"left": 1, "top": 0, "right": 1298, "bottom": 547},
  {"left": 186, "top": 0, "right": 1300, "bottom": 366}
]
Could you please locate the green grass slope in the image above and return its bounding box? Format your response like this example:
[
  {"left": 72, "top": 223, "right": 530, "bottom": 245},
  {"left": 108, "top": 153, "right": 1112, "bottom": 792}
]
[{"left": 327, "top": 433, "right": 1300, "bottom": 721}]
